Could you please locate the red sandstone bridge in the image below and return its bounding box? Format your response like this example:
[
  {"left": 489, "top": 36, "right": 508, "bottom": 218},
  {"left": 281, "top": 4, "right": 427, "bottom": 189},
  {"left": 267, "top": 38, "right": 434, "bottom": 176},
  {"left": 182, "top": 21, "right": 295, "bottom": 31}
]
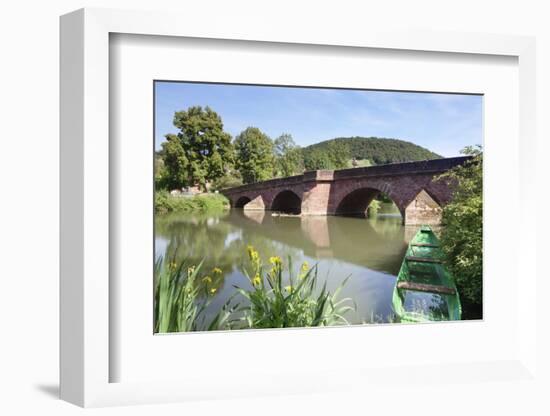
[{"left": 221, "top": 156, "right": 471, "bottom": 225}]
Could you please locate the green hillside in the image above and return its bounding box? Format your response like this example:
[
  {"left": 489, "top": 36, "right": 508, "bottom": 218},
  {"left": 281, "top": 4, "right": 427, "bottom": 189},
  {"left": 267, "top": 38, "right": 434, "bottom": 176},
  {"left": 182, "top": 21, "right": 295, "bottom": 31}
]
[{"left": 303, "top": 136, "right": 442, "bottom": 166}]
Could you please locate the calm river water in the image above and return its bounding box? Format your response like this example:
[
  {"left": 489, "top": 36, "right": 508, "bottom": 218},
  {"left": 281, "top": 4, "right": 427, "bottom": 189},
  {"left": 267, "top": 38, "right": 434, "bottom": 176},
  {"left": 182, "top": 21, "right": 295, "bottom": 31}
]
[{"left": 155, "top": 203, "right": 424, "bottom": 325}]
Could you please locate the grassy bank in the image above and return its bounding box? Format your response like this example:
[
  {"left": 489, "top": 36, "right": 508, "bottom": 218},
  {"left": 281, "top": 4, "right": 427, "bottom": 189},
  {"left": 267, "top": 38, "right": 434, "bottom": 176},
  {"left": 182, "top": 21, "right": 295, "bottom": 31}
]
[{"left": 155, "top": 191, "right": 230, "bottom": 215}]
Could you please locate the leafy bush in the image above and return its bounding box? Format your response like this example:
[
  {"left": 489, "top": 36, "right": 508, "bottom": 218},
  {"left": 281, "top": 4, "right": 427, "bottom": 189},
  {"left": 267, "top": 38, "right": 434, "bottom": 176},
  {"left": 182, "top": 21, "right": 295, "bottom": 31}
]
[
  {"left": 155, "top": 191, "right": 230, "bottom": 215},
  {"left": 367, "top": 199, "right": 381, "bottom": 216},
  {"left": 438, "top": 146, "right": 482, "bottom": 318}
]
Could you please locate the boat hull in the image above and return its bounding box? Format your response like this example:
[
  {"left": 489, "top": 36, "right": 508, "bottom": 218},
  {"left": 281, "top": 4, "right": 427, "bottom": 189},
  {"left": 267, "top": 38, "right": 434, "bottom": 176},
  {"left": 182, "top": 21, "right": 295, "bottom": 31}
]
[{"left": 392, "top": 226, "right": 461, "bottom": 322}]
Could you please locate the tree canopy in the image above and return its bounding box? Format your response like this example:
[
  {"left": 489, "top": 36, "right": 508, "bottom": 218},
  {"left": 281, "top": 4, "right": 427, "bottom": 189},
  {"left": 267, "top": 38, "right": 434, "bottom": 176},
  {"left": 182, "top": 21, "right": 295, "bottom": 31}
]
[
  {"left": 234, "top": 127, "right": 275, "bottom": 184},
  {"left": 157, "top": 134, "right": 188, "bottom": 189},
  {"left": 303, "top": 136, "right": 441, "bottom": 166},
  {"left": 274, "top": 134, "right": 304, "bottom": 177},
  {"left": 156, "top": 107, "right": 445, "bottom": 190},
  {"left": 168, "top": 106, "right": 234, "bottom": 189},
  {"left": 303, "top": 140, "right": 350, "bottom": 170}
]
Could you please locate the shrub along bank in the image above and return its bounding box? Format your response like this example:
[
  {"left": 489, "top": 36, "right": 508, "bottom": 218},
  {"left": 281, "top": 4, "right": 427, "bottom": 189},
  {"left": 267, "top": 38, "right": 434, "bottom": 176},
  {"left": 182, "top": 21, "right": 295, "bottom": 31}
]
[{"left": 155, "top": 191, "right": 230, "bottom": 215}]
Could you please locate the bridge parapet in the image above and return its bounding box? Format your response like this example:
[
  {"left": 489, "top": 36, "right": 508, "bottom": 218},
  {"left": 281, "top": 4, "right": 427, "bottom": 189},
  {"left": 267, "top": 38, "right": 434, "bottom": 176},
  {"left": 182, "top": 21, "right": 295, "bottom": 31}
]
[
  {"left": 221, "top": 173, "right": 304, "bottom": 194},
  {"left": 222, "top": 156, "right": 471, "bottom": 195},
  {"left": 332, "top": 156, "right": 472, "bottom": 180}
]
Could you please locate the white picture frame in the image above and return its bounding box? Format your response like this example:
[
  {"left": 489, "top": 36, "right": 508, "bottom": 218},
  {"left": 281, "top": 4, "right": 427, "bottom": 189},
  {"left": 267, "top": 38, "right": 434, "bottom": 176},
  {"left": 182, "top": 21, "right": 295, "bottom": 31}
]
[{"left": 60, "top": 7, "right": 538, "bottom": 408}]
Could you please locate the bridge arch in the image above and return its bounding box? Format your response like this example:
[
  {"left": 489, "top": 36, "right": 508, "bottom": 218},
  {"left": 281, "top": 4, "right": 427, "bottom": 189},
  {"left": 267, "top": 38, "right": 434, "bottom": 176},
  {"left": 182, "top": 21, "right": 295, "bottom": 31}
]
[
  {"left": 270, "top": 190, "right": 302, "bottom": 214},
  {"left": 335, "top": 187, "right": 403, "bottom": 219},
  {"left": 234, "top": 196, "right": 252, "bottom": 208}
]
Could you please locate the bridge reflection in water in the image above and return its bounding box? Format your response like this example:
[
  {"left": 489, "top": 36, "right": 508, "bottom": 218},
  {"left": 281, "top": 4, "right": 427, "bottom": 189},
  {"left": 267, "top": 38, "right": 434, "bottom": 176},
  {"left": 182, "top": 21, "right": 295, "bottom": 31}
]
[
  {"left": 233, "top": 208, "right": 412, "bottom": 275},
  {"left": 155, "top": 204, "right": 426, "bottom": 324}
]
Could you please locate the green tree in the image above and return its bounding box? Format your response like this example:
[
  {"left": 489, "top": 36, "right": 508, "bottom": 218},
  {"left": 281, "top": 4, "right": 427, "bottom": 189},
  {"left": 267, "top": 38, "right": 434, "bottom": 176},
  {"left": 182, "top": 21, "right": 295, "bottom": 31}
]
[
  {"left": 303, "top": 147, "right": 332, "bottom": 170},
  {"left": 274, "top": 133, "right": 304, "bottom": 177},
  {"left": 234, "top": 127, "right": 275, "bottom": 183},
  {"left": 303, "top": 140, "right": 350, "bottom": 170},
  {"left": 211, "top": 173, "right": 244, "bottom": 191},
  {"left": 158, "top": 134, "right": 188, "bottom": 189},
  {"left": 169, "top": 106, "right": 234, "bottom": 190},
  {"left": 326, "top": 140, "right": 350, "bottom": 169},
  {"left": 438, "top": 145, "right": 483, "bottom": 319}
]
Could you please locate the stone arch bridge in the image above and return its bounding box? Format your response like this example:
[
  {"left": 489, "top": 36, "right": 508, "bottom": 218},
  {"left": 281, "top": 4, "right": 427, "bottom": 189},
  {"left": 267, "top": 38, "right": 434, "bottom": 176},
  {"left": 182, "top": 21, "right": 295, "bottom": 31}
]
[{"left": 221, "top": 157, "right": 470, "bottom": 225}]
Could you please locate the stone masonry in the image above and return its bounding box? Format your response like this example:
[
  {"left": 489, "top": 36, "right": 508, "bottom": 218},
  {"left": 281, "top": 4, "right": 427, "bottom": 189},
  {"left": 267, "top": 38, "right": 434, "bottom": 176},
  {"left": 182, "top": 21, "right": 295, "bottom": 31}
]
[{"left": 222, "top": 157, "right": 470, "bottom": 225}]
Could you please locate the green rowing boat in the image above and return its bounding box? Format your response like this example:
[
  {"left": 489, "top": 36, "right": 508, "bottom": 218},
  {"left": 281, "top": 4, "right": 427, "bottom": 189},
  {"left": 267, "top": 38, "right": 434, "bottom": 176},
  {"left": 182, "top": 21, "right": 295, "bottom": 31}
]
[{"left": 392, "top": 226, "right": 461, "bottom": 322}]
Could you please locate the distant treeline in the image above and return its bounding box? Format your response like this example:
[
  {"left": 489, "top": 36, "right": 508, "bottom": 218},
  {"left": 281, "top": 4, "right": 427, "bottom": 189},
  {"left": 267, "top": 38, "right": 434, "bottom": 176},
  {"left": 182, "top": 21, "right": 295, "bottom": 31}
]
[
  {"left": 155, "top": 106, "right": 442, "bottom": 191},
  {"left": 303, "top": 137, "right": 441, "bottom": 166}
]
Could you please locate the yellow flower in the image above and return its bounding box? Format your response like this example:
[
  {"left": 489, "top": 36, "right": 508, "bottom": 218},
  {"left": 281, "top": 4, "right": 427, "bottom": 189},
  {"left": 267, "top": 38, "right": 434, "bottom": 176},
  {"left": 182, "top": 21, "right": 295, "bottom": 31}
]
[
  {"left": 246, "top": 245, "right": 256, "bottom": 259},
  {"left": 210, "top": 288, "right": 217, "bottom": 294},
  {"left": 187, "top": 266, "right": 195, "bottom": 275},
  {"left": 247, "top": 245, "right": 261, "bottom": 271},
  {"left": 212, "top": 267, "right": 222, "bottom": 275},
  {"left": 202, "top": 276, "right": 212, "bottom": 284},
  {"left": 299, "top": 261, "right": 309, "bottom": 279},
  {"left": 252, "top": 274, "right": 261, "bottom": 287},
  {"left": 285, "top": 285, "right": 293, "bottom": 293},
  {"left": 269, "top": 256, "right": 282, "bottom": 267}
]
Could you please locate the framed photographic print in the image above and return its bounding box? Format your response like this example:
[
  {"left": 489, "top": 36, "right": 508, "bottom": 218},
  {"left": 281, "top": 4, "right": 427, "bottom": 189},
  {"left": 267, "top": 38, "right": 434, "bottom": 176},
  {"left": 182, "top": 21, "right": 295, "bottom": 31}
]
[
  {"left": 60, "top": 8, "right": 538, "bottom": 408},
  {"left": 152, "top": 80, "right": 479, "bottom": 331}
]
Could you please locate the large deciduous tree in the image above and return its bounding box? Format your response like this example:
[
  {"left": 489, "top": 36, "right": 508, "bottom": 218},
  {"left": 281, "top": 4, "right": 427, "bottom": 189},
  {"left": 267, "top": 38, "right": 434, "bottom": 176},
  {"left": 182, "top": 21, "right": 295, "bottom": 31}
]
[
  {"left": 274, "top": 133, "right": 304, "bottom": 177},
  {"left": 158, "top": 134, "right": 188, "bottom": 190},
  {"left": 168, "top": 106, "right": 234, "bottom": 190},
  {"left": 234, "top": 127, "right": 275, "bottom": 184}
]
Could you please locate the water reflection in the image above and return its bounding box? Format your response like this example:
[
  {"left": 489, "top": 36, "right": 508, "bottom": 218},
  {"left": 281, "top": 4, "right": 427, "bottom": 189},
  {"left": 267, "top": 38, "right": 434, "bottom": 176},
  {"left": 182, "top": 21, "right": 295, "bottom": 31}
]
[{"left": 155, "top": 203, "right": 421, "bottom": 324}]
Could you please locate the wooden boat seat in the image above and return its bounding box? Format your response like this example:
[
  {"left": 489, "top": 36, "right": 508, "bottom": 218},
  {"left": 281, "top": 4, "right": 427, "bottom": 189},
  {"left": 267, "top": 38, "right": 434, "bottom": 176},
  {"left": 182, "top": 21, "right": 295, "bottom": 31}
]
[
  {"left": 410, "top": 243, "right": 439, "bottom": 248},
  {"left": 397, "top": 281, "right": 456, "bottom": 295},
  {"left": 405, "top": 256, "right": 442, "bottom": 264}
]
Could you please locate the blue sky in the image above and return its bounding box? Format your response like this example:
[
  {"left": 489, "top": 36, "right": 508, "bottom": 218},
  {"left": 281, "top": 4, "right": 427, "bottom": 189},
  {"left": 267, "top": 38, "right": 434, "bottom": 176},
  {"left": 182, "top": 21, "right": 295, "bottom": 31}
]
[{"left": 154, "top": 82, "right": 482, "bottom": 157}]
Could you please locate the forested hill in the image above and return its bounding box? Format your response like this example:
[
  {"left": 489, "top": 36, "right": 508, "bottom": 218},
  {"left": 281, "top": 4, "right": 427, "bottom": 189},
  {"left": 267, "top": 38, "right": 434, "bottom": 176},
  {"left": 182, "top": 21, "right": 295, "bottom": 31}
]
[{"left": 303, "top": 136, "right": 442, "bottom": 165}]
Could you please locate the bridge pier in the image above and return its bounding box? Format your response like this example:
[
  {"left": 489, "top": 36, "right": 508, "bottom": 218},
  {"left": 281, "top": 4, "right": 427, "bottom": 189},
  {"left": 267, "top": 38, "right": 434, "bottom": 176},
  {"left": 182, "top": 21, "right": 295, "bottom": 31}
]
[
  {"left": 301, "top": 180, "right": 332, "bottom": 216},
  {"left": 242, "top": 195, "right": 265, "bottom": 211},
  {"left": 403, "top": 189, "right": 443, "bottom": 225}
]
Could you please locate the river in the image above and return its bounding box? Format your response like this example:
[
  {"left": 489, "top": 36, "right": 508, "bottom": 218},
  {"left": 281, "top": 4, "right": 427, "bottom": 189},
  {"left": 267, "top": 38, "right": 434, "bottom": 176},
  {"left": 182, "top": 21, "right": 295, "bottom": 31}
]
[{"left": 154, "top": 202, "right": 433, "bottom": 326}]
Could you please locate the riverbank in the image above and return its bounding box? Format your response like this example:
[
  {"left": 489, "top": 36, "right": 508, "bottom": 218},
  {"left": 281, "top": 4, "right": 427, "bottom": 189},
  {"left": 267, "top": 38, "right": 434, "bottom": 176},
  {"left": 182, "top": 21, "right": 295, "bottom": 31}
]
[{"left": 155, "top": 191, "right": 230, "bottom": 215}]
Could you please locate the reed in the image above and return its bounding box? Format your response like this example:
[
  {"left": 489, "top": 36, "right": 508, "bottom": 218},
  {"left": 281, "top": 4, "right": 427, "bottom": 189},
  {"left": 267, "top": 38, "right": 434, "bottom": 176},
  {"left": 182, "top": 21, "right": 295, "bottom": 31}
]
[
  {"left": 154, "top": 257, "right": 219, "bottom": 332},
  {"left": 154, "top": 247, "right": 356, "bottom": 332},
  {"left": 227, "top": 246, "right": 355, "bottom": 329}
]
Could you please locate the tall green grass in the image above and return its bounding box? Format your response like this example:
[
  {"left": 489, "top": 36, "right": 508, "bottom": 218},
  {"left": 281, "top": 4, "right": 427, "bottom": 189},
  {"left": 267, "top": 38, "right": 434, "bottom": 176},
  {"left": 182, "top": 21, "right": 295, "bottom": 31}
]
[{"left": 154, "top": 258, "right": 228, "bottom": 332}]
